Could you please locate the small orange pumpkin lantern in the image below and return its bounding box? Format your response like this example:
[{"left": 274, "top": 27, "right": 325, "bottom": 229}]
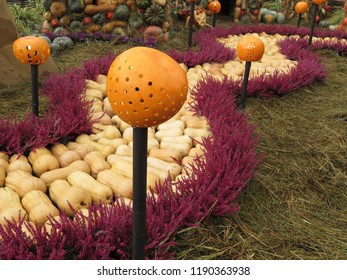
[
  {"left": 208, "top": 0, "right": 221, "bottom": 14},
  {"left": 295, "top": 2, "right": 309, "bottom": 14},
  {"left": 312, "top": 0, "right": 327, "bottom": 5},
  {"left": 106, "top": 47, "right": 188, "bottom": 128},
  {"left": 237, "top": 36, "right": 265, "bottom": 62},
  {"left": 13, "top": 36, "right": 50, "bottom": 65}
]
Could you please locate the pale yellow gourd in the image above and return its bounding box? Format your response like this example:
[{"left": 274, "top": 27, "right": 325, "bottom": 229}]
[
  {"left": 0, "top": 158, "right": 9, "bottom": 170},
  {"left": 110, "top": 158, "right": 159, "bottom": 191},
  {"left": 115, "top": 144, "right": 132, "bottom": 156},
  {"left": 66, "top": 142, "right": 96, "bottom": 159},
  {"left": 7, "top": 154, "right": 32, "bottom": 174},
  {"left": 103, "top": 97, "right": 115, "bottom": 117},
  {"left": 185, "top": 118, "right": 208, "bottom": 129},
  {"left": 98, "top": 138, "right": 127, "bottom": 151},
  {"left": 22, "top": 190, "right": 59, "bottom": 228},
  {"left": 114, "top": 197, "right": 133, "bottom": 208},
  {"left": 0, "top": 207, "right": 28, "bottom": 226},
  {"left": 40, "top": 160, "right": 91, "bottom": 186},
  {"left": 75, "top": 134, "right": 116, "bottom": 157},
  {"left": 28, "top": 147, "right": 60, "bottom": 176},
  {"left": 85, "top": 88, "right": 103, "bottom": 100},
  {"left": 97, "top": 169, "right": 133, "bottom": 198},
  {"left": 90, "top": 99, "right": 103, "bottom": 113},
  {"left": 58, "top": 150, "right": 81, "bottom": 167},
  {"left": 42, "top": 215, "right": 61, "bottom": 235},
  {"left": 5, "top": 170, "right": 47, "bottom": 198},
  {"left": 147, "top": 157, "right": 181, "bottom": 178},
  {"left": 155, "top": 127, "right": 184, "bottom": 141},
  {"left": 157, "top": 120, "right": 185, "bottom": 131},
  {"left": 90, "top": 125, "right": 121, "bottom": 141},
  {"left": 184, "top": 128, "right": 212, "bottom": 146},
  {"left": 49, "top": 179, "right": 92, "bottom": 216},
  {"left": 0, "top": 152, "right": 9, "bottom": 161},
  {"left": 83, "top": 151, "right": 110, "bottom": 178},
  {"left": 50, "top": 143, "right": 69, "bottom": 157},
  {"left": 96, "top": 74, "right": 107, "bottom": 84},
  {"left": 0, "top": 166, "right": 5, "bottom": 188},
  {"left": 149, "top": 148, "right": 182, "bottom": 163},
  {"left": 67, "top": 171, "right": 113, "bottom": 204},
  {"left": 181, "top": 156, "right": 196, "bottom": 175},
  {"left": 86, "top": 79, "right": 106, "bottom": 97},
  {"left": 111, "top": 115, "right": 131, "bottom": 132},
  {"left": 0, "top": 187, "right": 26, "bottom": 212},
  {"left": 91, "top": 112, "right": 112, "bottom": 125}
]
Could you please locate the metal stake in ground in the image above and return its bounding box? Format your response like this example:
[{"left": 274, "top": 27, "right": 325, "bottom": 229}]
[
  {"left": 236, "top": 36, "right": 265, "bottom": 110},
  {"left": 31, "top": 65, "right": 39, "bottom": 115},
  {"left": 12, "top": 36, "right": 51, "bottom": 116},
  {"left": 309, "top": 0, "right": 327, "bottom": 45},
  {"left": 106, "top": 47, "right": 188, "bottom": 260},
  {"left": 132, "top": 127, "right": 148, "bottom": 259},
  {"left": 295, "top": 2, "right": 309, "bottom": 28},
  {"left": 188, "top": 0, "right": 196, "bottom": 48}
]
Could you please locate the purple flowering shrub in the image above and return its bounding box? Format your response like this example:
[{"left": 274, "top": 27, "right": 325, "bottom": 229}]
[{"left": 1, "top": 24, "right": 346, "bottom": 259}]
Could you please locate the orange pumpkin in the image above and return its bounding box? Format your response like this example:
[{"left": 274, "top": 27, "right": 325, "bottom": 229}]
[
  {"left": 295, "top": 2, "right": 309, "bottom": 14},
  {"left": 13, "top": 36, "right": 50, "bottom": 65},
  {"left": 106, "top": 47, "right": 188, "bottom": 128},
  {"left": 208, "top": 1, "right": 221, "bottom": 14},
  {"left": 312, "top": 0, "right": 327, "bottom": 5},
  {"left": 237, "top": 36, "right": 265, "bottom": 62}
]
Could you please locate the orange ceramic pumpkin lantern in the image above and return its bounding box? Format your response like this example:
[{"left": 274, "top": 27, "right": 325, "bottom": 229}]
[
  {"left": 237, "top": 36, "right": 265, "bottom": 62},
  {"left": 312, "top": 0, "right": 327, "bottom": 5},
  {"left": 106, "top": 47, "right": 188, "bottom": 128},
  {"left": 208, "top": 1, "right": 221, "bottom": 14},
  {"left": 13, "top": 36, "right": 50, "bottom": 65},
  {"left": 295, "top": 2, "right": 309, "bottom": 14}
]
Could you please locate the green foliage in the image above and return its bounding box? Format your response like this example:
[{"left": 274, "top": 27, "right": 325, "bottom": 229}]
[{"left": 8, "top": 0, "right": 45, "bottom": 35}]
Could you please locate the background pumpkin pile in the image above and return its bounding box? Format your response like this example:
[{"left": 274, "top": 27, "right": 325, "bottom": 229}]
[{"left": 41, "top": 0, "right": 172, "bottom": 43}]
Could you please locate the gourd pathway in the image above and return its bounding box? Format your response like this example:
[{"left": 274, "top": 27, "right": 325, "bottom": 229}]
[{"left": 1, "top": 33, "right": 307, "bottom": 235}]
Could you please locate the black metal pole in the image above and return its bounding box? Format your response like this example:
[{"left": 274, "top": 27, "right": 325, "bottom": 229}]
[
  {"left": 132, "top": 127, "right": 148, "bottom": 260},
  {"left": 31, "top": 64, "right": 39, "bottom": 116},
  {"left": 239, "top": 61, "right": 251, "bottom": 110},
  {"left": 188, "top": 2, "right": 195, "bottom": 48},
  {"left": 308, "top": 4, "right": 319, "bottom": 45},
  {"left": 297, "top": 13, "right": 302, "bottom": 28},
  {"left": 212, "top": 14, "right": 216, "bottom": 27}
]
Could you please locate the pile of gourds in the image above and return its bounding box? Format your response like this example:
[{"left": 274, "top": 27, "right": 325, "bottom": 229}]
[
  {"left": 40, "top": 0, "right": 172, "bottom": 42},
  {"left": 0, "top": 64, "right": 211, "bottom": 235}
]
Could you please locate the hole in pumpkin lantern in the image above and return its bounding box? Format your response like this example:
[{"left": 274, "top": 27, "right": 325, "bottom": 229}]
[
  {"left": 129, "top": 101, "right": 133, "bottom": 105},
  {"left": 116, "top": 78, "right": 119, "bottom": 82},
  {"left": 164, "top": 107, "right": 168, "bottom": 111},
  {"left": 125, "top": 111, "right": 129, "bottom": 115},
  {"left": 148, "top": 81, "right": 152, "bottom": 86},
  {"left": 28, "top": 60, "right": 32, "bottom": 64},
  {"left": 139, "top": 74, "right": 143, "bottom": 78},
  {"left": 133, "top": 110, "right": 138, "bottom": 114},
  {"left": 154, "top": 113, "right": 159, "bottom": 117},
  {"left": 139, "top": 98, "right": 144, "bottom": 103},
  {"left": 158, "top": 100, "right": 162, "bottom": 105},
  {"left": 123, "top": 89, "right": 127, "bottom": 93},
  {"left": 161, "top": 116, "right": 167, "bottom": 119},
  {"left": 144, "top": 118, "right": 149, "bottom": 122},
  {"left": 149, "top": 94, "right": 154, "bottom": 98},
  {"left": 135, "top": 87, "right": 140, "bottom": 92},
  {"left": 160, "top": 87, "right": 165, "bottom": 93},
  {"left": 126, "top": 77, "right": 129, "bottom": 82},
  {"left": 26, "top": 45, "right": 31, "bottom": 50},
  {"left": 128, "top": 66, "right": 133, "bottom": 70},
  {"left": 113, "top": 101, "right": 117, "bottom": 106},
  {"left": 118, "top": 66, "right": 121, "bottom": 70},
  {"left": 27, "top": 54, "right": 32, "bottom": 59},
  {"left": 34, "top": 50, "right": 38, "bottom": 56},
  {"left": 144, "top": 107, "right": 149, "bottom": 111},
  {"left": 120, "top": 101, "right": 124, "bottom": 106},
  {"left": 35, "top": 60, "right": 39, "bottom": 64}
]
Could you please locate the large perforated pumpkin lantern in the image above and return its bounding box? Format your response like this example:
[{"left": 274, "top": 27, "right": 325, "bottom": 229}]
[
  {"left": 237, "top": 36, "right": 265, "bottom": 62},
  {"left": 13, "top": 36, "right": 50, "bottom": 65},
  {"left": 208, "top": 0, "right": 221, "bottom": 14},
  {"left": 106, "top": 47, "right": 188, "bottom": 128},
  {"left": 295, "top": 2, "right": 308, "bottom": 14}
]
